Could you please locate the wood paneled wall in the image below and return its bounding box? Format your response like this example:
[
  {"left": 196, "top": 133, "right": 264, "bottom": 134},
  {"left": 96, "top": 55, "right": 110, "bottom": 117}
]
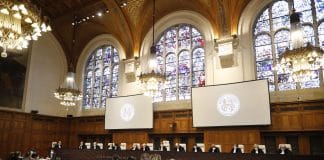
[
  {"left": 0, "top": 100, "right": 323, "bottom": 158},
  {"left": 113, "top": 132, "right": 149, "bottom": 149},
  {"left": 0, "top": 110, "right": 68, "bottom": 159},
  {"left": 204, "top": 130, "right": 260, "bottom": 153}
]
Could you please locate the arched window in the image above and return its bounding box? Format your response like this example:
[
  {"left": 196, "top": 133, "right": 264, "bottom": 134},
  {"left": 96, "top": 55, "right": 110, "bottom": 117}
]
[
  {"left": 83, "top": 45, "right": 119, "bottom": 109},
  {"left": 253, "top": 0, "right": 324, "bottom": 91},
  {"left": 154, "top": 24, "right": 205, "bottom": 102}
]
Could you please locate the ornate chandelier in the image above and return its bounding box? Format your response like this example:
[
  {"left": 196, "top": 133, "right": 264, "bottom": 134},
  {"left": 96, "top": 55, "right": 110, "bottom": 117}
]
[
  {"left": 277, "top": 9, "right": 324, "bottom": 83},
  {"left": 54, "top": 72, "right": 82, "bottom": 106},
  {"left": 139, "top": 0, "right": 165, "bottom": 97},
  {"left": 54, "top": 16, "right": 82, "bottom": 106},
  {"left": 0, "top": 0, "right": 51, "bottom": 58},
  {"left": 139, "top": 55, "right": 165, "bottom": 97}
]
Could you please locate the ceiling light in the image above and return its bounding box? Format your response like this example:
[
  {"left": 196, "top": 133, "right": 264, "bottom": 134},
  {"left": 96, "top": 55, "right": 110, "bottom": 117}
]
[
  {"left": 54, "top": 16, "right": 82, "bottom": 106},
  {"left": 139, "top": 0, "right": 165, "bottom": 97},
  {"left": 277, "top": 9, "right": 324, "bottom": 83}
]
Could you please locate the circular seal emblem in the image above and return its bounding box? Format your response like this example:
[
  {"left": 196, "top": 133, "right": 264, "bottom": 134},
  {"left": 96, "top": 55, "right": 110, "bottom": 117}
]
[
  {"left": 120, "top": 103, "right": 135, "bottom": 121},
  {"left": 216, "top": 94, "right": 240, "bottom": 116}
]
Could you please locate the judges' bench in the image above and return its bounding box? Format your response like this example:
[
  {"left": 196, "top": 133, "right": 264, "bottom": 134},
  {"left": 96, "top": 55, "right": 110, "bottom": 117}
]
[{"left": 54, "top": 149, "right": 324, "bottom": 160}]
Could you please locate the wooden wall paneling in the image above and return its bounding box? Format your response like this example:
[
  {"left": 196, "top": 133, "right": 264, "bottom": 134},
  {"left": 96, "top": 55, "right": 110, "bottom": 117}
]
[
  {"left": 27, "top": 115, "right": 69, "bottom": 157},
  {"left": 112, "top": 132, "right": 148, "bottom": 149},
  {"left": 187, "top": 136, "right": 196, "bottom": 151},
  {"left": 270, "top": 112, "right": 303, "bottom": 131},
  {"left": 153, "top": 112, "right": 174, "bottom": 133},
  {"left": 302, "top": 111, "right": 324, "bottom": 130},
  {"left": 299, "top": 135, "right": 310, "bottom": 155},
  {"left": 153, "top": 110, "right": 197, "bottom": 133},
  {"left": 275, "top": 135, "right": 286, "bottom": 147},
  {"left": 204, "top": 130, "right": 260, "bottom": 153},
  {"left": 0, "top": 100, "right": 323, "bottom": 158}
]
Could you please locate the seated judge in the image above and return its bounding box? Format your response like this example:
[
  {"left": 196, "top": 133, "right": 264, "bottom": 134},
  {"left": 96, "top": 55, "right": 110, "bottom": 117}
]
[
  {"left": 192, "top": 144, "right": 202, "bottom": 152},
  {"left": 251, "top": 144, "right": 264, "bottom": 154},
  {"left": 92, "top": 141, "right": 100, "bottom": 150},
  {"left": 277, "top": 144, "right": 292, "bottom": 155},
  {"left": 107, "top": 143, "right": 115, "bottom": 150},
  {"left": 160, "top": 142, "right": 168, "bottom": 151},
  {"left": 131, "top": 144, "right": 140, "bottom": 151},
  {"left": 141, "top": 143, "right": 150, "bottom": 151},
  {"left": 78, "top": 141, "right": 86, "bottom": 150},
  {"left": 208, "top": 144, "right": 220, "bottom": 153},
  {"left": 114, "top": 144, "right": 121, "bottom": 151},
  {"left": 230, "top": 144, "right": 242, "bottom": 154},
  {"left": 174, "top": 143, "right": 185, "bottom": 152},
  {"left": 54, "top": 141, "right": 62, "bottom": 149}
]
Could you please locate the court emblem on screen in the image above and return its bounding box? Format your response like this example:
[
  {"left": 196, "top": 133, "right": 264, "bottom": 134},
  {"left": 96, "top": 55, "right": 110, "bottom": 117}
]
[
  {"left": 120, "top": 103, "right": 135, "bottom": 121},
  {"left": 217, "top": 94, "right": 240, "bottom": 116}
]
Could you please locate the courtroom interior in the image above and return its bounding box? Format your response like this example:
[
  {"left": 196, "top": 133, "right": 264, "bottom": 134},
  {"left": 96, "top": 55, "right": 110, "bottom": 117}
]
[{"left": 0, "top": 0, "right": 324, "bottom": 159}]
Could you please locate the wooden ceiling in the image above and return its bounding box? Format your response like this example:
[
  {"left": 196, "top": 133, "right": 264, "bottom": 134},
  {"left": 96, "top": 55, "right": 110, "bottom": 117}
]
[{"left": 31, "top": 0, "right": 251, "bottom": 67}]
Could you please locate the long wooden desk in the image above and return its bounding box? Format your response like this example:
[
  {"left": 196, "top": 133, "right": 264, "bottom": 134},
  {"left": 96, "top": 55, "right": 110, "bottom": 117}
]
[{"left": 54, "top": 149, "right": 324, "bottom": 160}]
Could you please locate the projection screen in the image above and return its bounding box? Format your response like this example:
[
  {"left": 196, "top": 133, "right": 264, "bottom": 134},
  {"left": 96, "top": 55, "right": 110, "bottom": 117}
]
[
  {"left": 192, "top": 80, "right": 271, "bottom": 127},
  {"left": 105, "top": 95, "right": 153, "bottom": 129}
]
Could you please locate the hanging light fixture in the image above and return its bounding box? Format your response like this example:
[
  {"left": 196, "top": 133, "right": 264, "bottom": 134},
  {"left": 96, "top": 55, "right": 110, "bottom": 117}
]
[
  {"left": 277, "top": 7, "right": 324, "bottom": 83},
  {"left": 0, "top": 0, "right": 51, "bottom": 58},
  {"left": 54, "top": 71, "right": 82, "bottom": 106},
  {"left": 139, "top": 0, "right": 165, "bottom": 97},
  {"left": 54, "top": 16, "right": 82, "bottom": 106}
]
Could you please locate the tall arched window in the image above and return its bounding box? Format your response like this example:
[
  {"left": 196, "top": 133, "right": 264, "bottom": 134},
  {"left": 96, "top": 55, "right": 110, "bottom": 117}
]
[
  {"left": 253, "top": 0, "right": 324, "bottom": 91},
  {"left": 154, "top": 24, "right": 205, "bottom": 102},
  {"left": 83, "top": 45, "right": 119, "bottom": 109}
]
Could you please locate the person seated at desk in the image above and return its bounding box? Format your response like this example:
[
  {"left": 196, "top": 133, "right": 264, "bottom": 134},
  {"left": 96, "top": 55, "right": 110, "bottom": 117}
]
[
  {"left": 192, "top": 144, "right": 202, "bottom": 152},
  {"left": 160, "top": 142, "right": 168, "bottom": 151},
  {"left": 92, "top": 141, "right": 100, "bottom": 150},
  {"left": 131, "top": 144, "right": 140, "bottom": 151},
  {"left": 114, "top": 144, "right": 121, "bottom": 151},
  {"left": 251, "top": 144, "right": 264, "bottom": 154},
  {"left": 208, "top": 144, "right": 220, "bottom": 153},
  {"left": 107, "top": 143, "right": 115, "bottom": 150},
  {"left": 79, "top": 141, "right": 86, "bottom": 150},
  {"left": 230, "top": 144, "right": 242, "bottom": 154},
  {"left": 174, "top": 143, "right": 185, "bottom": 152},
  {"left": 277, "top": 144, "right": 292, "bottom": 155},
  {"left": 54, "top": 141, "right": 62, "bottom": 149},
  {"left": 141, "top": 143, "right": 150, "bottom": 151}
]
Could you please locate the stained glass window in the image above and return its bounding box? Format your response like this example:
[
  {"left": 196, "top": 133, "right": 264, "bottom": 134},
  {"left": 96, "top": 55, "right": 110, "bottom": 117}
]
[
  {"left": 253, "top": 0, "right": 324, "bottom": 91},
  {"left": 318, "top": 22, "right": 324, "bottom": 49},
  {"left": 83, "top": 45, "right": 119, "bottom": 109},
  {"left": 153, "top": 24, "right": 205, "bottom": 102},
  {"left": 165, "top": 53, "right": 177, "bottom": 101},
  {"left": 178, "top": 51, "right": 191, "bottom": 100}
]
